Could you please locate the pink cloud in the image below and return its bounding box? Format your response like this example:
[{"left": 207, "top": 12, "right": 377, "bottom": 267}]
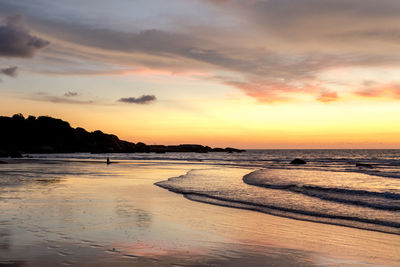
[
  {"left": 226, "top": 79, "right": 321, "bottom": 103},
  {"left": 317, "top": 91, "right": 339, "bottom": 102},
  {"left": 227, "top": 81, "right": 294, "bottom": 102},
  {"left": 355, "top": 83, "right": 400, "bottom": 99}
]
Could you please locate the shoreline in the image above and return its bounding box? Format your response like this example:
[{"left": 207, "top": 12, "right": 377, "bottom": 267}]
[
  {"left": 155, "top": 168, "right": 400, "bottom": 236},
  {"left": 0, "top": 160, "right": 399, "bottom": 266}
]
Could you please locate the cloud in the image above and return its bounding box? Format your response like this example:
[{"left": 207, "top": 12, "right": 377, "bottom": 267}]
[
  {"left": 30, "top": 19, "right": 200, "bottom": 56},
  {"left": 239, "top": 0, "right": 400, "bottom": 44},
  {"left": 355, "top": 88, "right": 382, "bottom": 98},
  {"left": 24, "top": 17, "right": 400, "bottom": 103},
  {"left": 226, "top": 79, "right": 321, "bottom": 103},
  {"left": 205, "top": 0, "right": 231, "bottom": 4},
  {"left": 43, "top": 96, "right": 94, "bottom": 104},
  {"left": 1, "top": 1, "right": 400, "bottom": 103},
  {"left": 118, "top": 95, "right": 156, "bottom": 104},
  {"left": 0, "top": 66, "right": 17, "bottom": 77},
  {"left": 317, "top": 91, "right": 339, "bottom": 102},
  {"left": 64, "top": 91, "right": 78, "bottom": 97},
  {"left": 21, "top": 92, "right": 94, "bottom": 104},
  {"left": 0, "top": 14, "right": 49, "bottom": 58},
  {"left": 355, "top": 83, "right": 400, "bottom": 99},
  {"left": 362, "top": 80, "right": 378, "bottom": 87},
  {"left": 226, "top": 81, "right": 294, "bottom": 102}
]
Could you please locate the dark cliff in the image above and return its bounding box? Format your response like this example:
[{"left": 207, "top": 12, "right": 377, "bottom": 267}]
[{"left": 0, "top": 114, "right": 244, "bottom": 156}]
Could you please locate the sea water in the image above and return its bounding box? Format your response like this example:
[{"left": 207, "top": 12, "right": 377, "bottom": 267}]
[{"left": 20, "top": 149, "right": 400, "bottom": 235}]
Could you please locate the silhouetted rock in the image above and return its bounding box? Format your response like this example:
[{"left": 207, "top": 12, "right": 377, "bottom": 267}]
[
  {"left": 225, "top": 147, "right": 245, "bottom": 153},
  {"left": 136, "top": 142, "right": 150, "bottom": 153},
  {"left": 0, "top": 114, "right": 138, "bottom": 154},
  {"left": 9, "top": 151, "right": 22, "bottom": 158},
  {"left": 356, "top": 163, "right": 373, "bottom": 168},
  {"left": 147, "top": 144, "right": 244, "bottom": 153},
  {"left": 0, "top": 150, "right": 22, "bottom": 158},
  {"left": 0, "top": 114, "right": 244, "bottom": 154},
  {"left": 290, "top": 158, "right": 306, "bottom": 164},
  {"left": 0, "top": 160, "right": 7, "bottom": 164}
]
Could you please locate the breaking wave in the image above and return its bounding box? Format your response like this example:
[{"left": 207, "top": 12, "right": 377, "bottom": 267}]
[{"left": 156, "top": 168, "right": 400, "bottom": 235}]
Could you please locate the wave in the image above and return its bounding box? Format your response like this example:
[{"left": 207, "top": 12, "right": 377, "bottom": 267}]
[
  {"left": 159, "top": 184, "right": 400, "bottom": 229},
  {"left": 243, "top": 172, "right": 400, "bottom": 211},
  {"left": 244, "top": 169, "right": 400, "bottom": 210},
  {"left": 155, "top": 168, "right": 400, "bottom": 235}
]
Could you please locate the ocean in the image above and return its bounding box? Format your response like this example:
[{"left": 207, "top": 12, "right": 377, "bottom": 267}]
[{"left": 21, "top": 149, "right": 400, "bottom": 235}]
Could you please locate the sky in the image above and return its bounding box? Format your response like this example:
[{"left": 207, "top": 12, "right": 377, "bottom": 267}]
[{"left": 0, "top": 0, "right": 399, "bottom": 149}]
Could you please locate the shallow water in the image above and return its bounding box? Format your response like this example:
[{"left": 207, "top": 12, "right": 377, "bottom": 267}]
[
  {"left": 0, "top": 160, "right": 333, "bottom": 266},
  {"left": 1, "top": 151, "right": 400, "bottom": 265},
  {"left": 156, "top": 168, "right": 400, "bottom": 235},
  {"left": 28, "top": 149, "right": 400, "bottom": 177},
  {"left": 13, "top": 150, "right": 400, "bottom": 235}
]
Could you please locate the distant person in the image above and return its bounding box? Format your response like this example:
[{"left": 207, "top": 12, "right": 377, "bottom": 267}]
[{"left": 106, "top": 157, "right": 111, "bottom": 165}]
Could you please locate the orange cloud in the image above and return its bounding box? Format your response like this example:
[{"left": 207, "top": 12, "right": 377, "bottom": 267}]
[
  {"left": 317, "top": 91, "right": 338, "bottom": 102},
  {"left": 226, "top": 79, "right": 321, "bottom": 103},
  {"left": 355, "top": 83, "right": 400, "bottom": 99},
  {"left": 229, "top": 81, "right": 292, "bottom": 102}
]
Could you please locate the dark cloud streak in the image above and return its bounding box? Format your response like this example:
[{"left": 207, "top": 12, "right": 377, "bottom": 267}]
[
  {"left": 118, "top": 95, "right": 156, "bottom": 104},
  {"left": 64, "top": 91, "right": 78, "bottom": 97},
  {"left": 43, "top": 96, "right": 94, "bottom": 104},
  {"left": 0, "top": 14, "right": 49, "bottom": 58},
  {"left": 0, "top": 66, "right": 17, "bottom": 77}
]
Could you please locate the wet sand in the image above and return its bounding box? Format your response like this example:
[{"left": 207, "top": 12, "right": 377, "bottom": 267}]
[{"left": 0, "top": 160, "right": 399, "bottom": 266}]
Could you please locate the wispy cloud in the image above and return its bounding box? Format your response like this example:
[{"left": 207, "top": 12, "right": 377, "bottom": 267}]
[
  {"left": 0, "top": 66, "right": 17, "bottom": 77},
  {"left": 23, "top": 92, "right": 94, "bottom": 105},
  {"left": 42, "top": 96, "right": 94, "bottom": 104},
  {"left": 118, "top": 95, "right": 157, "bottom": 104},
  {"left": 355, "top": 83, "right": 400, "bottom": 99},
  {"left": 64, "top": 91, "right": 78, "bottom": 97}
]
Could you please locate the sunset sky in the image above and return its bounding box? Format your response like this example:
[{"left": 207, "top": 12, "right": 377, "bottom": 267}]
[{"left": 0, "top": 0, "right": 399, "bottom": 148}]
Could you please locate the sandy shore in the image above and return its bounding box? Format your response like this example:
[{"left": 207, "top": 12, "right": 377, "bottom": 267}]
[{"left": 0, "top": 160, "right": 399, "bottom": 266}]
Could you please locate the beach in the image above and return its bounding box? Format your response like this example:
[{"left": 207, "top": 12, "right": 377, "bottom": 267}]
[
  {"left": 0, "top": 157, "right": 399, "bottom": 266},
  {"left": 2, "top": 0, "right": 400, "bottom": 265}
]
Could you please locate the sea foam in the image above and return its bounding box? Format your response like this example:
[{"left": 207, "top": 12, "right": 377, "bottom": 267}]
[{"left": 156, "top": 168, "right": 400, "bottom": 235}]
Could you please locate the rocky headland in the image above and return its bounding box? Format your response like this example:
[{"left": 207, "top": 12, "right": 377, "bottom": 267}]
[{"left": 0, "top": 114, "right": 245, "bottom": 157}]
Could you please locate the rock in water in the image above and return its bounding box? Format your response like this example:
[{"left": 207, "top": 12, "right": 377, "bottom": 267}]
[
  {"left": 290, "top": 158, "right": 306, "bottom": 164},
  {"left": 356, "top": 163, "right": 373, "bottom": 168}
]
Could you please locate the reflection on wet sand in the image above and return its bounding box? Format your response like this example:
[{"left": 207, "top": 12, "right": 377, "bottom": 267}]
[
  {"left": 115, "top": 200, "right": 152, "bottom": 228},
  {"left": 0, "top": 229, "right": 11, "bottom": 250},
  {"left": 0, "top": 160, "right": 399, "bottom": 266}
]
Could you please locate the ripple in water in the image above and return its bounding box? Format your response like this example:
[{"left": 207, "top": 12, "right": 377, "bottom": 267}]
[{"left": 155, "top": 168, "right": 400, "bottom": 235}]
